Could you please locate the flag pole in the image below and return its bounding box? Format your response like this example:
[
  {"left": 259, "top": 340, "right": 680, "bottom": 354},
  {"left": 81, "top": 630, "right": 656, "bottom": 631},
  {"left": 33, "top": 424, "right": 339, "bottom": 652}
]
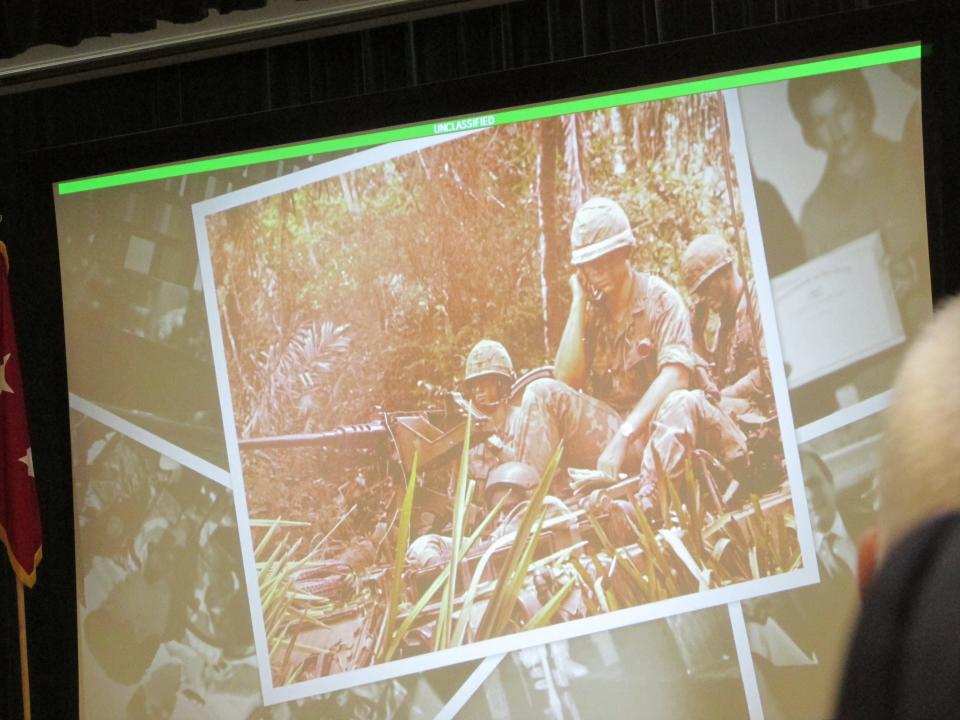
[
  {"left": 0, "top": 232, "right": 38, "bottom": 720},
  {"left": 16, "top": 577, "right": 32, "bottom": 720}
]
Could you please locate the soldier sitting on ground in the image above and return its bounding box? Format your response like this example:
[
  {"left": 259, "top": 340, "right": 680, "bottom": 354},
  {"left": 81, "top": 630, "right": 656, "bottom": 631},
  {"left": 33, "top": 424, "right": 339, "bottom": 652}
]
[
  {"left": 460, "top": 339, "right": 520, "bottom": 487},
  {"left": 405, "top": 341, "right": 536, "bottom": 573},
  {"left": 680, "top": 233, "right": 784, "bottom": 494},
  {"left": 682, "top": 233, "right": 770, "bottom": 416},
  {"left": 513, "top": 196, "right": 745, "bottom": 511}
]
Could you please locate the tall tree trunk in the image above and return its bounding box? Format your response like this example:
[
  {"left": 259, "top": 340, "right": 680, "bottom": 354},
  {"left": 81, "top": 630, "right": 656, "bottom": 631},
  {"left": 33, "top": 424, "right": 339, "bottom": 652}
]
[
  {"left": 561, "top": 114, "right": 589, "bottom": 212},
  {"left": 612, "top": 107, "right": 628, "bottom": 176},
  {"left": 536, "top": 117, "right": 563, "bottom": 354},
  {"left": 339, "top": 173, "right": 359, "bottom": 215},
  {"left": 631, "top": 105, "right": 645, "bottom": 166}
]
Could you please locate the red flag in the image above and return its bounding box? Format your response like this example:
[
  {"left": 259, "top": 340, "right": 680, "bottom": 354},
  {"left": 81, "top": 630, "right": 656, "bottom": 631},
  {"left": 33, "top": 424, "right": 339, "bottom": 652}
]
[{"left": 0, "top": 241, "right": 42, "bottom": 587}]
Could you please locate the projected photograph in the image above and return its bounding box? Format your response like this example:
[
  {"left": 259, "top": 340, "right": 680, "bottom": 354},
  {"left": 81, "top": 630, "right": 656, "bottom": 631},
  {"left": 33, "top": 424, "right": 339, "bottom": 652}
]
[
  {"left": 55, "top": 178, "right": 231, "bottom": 468},
  {"left": 70, "top": 410, "right": 479, "bottom": 720},
  {"left": 458, "top": 605, "right": 749, "bottom": 720},
  {"left": 741, "top": 61, "right": 931, "bottom": 428},
  {"left": 743, "top": 410, "right": 882, "bottom": 720},
  {"left": 194, "top": 90, "right": 814, "bottom": 699},
  {"left": 69, "top": 411, "right": 263, "bottom": 719}
]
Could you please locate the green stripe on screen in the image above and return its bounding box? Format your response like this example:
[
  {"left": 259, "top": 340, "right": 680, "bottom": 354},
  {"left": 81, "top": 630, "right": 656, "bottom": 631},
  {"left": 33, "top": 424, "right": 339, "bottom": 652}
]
[{"left": 57, "top": 43, "right": 921, "bottom": 196}]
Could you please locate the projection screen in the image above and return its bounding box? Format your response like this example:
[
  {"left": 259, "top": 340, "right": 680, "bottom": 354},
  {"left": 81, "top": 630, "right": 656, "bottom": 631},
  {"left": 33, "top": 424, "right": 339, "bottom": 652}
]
[{"left": 53, "top": 43, "right": 929, "bottom": 719}]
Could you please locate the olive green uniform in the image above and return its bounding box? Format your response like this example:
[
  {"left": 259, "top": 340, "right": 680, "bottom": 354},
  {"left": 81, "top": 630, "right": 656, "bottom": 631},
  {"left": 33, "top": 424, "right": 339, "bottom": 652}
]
[{"left": 515, "top": 270, "right": 746, "bottom": 501}]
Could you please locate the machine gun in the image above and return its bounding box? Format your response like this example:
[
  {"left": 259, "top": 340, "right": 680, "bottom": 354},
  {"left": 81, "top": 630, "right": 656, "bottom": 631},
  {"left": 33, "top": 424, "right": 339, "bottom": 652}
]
[
  {"left": 238, "top": 366, "right": 554, "bottom": 533},
  {"left": 237, "top": 366, "right": 554, "bottom": 479},
  {"left": 238, "top": 392, "right": 492, "bottom": 481}
]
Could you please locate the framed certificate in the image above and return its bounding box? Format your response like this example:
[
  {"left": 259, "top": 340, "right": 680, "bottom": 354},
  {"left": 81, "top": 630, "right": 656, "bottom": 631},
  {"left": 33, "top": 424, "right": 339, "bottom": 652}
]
[{"left": 771, "top": 233, "right": 905, "bottom": 389}]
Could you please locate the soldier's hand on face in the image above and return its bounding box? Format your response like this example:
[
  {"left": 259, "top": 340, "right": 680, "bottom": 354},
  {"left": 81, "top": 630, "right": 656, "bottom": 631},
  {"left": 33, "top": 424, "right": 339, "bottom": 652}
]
[{"left": 597, "top": 433, "right": 628, "bottom": 481}]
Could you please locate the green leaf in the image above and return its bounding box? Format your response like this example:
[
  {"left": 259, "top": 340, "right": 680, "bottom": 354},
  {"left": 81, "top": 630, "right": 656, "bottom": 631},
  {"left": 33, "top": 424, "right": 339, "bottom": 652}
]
[
  {"left": 378, "top": 451, "right": 418, "bottom": 663},
  {"left": 476, "top": 443, "right": 563, "bottom": 639},
  {"left": 525, "top": 577, "right": 576, "bottom": 631}
]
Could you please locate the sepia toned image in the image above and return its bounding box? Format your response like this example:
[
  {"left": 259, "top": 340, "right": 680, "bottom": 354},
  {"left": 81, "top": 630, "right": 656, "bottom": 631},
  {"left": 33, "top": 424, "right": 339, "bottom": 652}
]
[
  {"left": 195, "top": 90, "right": 812, "bottom": 701},
  {"left": 55, "top": 177, "right": 238, "bottom": 468},
  {"left": 457, "top": 606, "right": 749, "bottom": 720},
  {"left": 53, "top": 156, "right": 352, "bottom": 469},
  {"left": 71, "top": 410, "right": 262, "bottom": 719},
  {"left": 741, "top": 61, "right": 931, "bottom": 428},
  {"left": 742, "top": 410, "right": 883, "bottom": 720},
  {"left": 70, "top": 410, "right": 479, "bottom": 720}
]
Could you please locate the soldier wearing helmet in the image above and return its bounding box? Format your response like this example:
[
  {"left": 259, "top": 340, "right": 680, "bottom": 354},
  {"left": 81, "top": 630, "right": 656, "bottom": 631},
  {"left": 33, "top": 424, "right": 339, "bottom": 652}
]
[
  {"left": 513, "top": 197, "right": 699, "bottom": 508},
  {"left": 484, "top": 461, "right": 538, "bottom": 515},
  {"left": 681, "top": 233, "right": 769, "bottom": 414},
  {"left": 463, "top": 339, "right": 514, "bottom": 411},
  {"left": 461, "top": 339, "right": 520, "bottom": 492},
  {"left": 484, "top": 461, "right": 575, "bottom": 541},
  {"left": 682, "top": 233, "right": 735, "bottom": 311}
]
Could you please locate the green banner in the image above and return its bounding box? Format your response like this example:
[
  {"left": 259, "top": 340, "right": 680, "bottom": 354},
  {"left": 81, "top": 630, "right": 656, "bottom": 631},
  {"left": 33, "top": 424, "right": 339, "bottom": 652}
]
[{"left": 57, "top": 43, "right": 921, "bottom": 196}]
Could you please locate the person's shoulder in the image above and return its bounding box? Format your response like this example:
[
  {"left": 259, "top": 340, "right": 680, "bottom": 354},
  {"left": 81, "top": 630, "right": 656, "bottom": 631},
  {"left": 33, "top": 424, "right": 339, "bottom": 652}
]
[
  {"left": 799, "top": 187, "right": 836, "bottom": 257},
  {"left": 638, "top": 272, "right": 693, "bottom": 342},
  {"left": 836, "top": 513, "right": 960, "bottom": 720},
  {"left": 870, "top": 133, "right": 917, "bottom": 193},
  {"left": 640, "top": 271, "right": 686, "bottom": 308},
  {"left": 870, "top": 133, "right": 901, "bottom": 160}
]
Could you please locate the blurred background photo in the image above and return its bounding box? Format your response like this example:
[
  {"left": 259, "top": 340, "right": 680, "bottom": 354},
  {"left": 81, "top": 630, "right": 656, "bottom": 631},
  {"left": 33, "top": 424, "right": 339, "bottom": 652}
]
[
  {"left": 740, "top": 62, "right": 929, "bottom": 429},
  {"left": 742, "top": 410, "right": 883, "bottom": 720}
]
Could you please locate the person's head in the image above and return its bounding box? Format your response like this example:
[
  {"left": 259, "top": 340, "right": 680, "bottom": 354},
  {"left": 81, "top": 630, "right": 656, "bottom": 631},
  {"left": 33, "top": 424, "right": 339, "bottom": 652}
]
[
  {"left": 787, "top": 70, "right": 875, "bottom": 160},
  {"left": 484, "top": 461, "right": 539, "bottom": 513},
  {"left": 462, "top": 339, "right": 514, "bottom": 411},
  {"left": 570, "top": 197, "right": 635, "bottom": 297},
  {"left": 875, "top": 295, "right": 960, "bottom": 557},
  {"left": 835, "top": 299, "right": 960, "bottom": 719},
  {"left": 801, "top": 449, "right": 838, "bottom": 534},
  {"left": 680, "top": 233, "right": 739, "bottom": 312}
]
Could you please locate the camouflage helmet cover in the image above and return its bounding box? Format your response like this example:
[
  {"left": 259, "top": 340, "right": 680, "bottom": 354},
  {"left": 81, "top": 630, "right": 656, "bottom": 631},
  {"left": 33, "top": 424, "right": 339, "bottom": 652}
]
[
  {"left": 405, "top": 534, "right": 453, "bottom": 571},
  {"left": 485, "top": 461, "right": 539, "bottom": 500},
  {"left": 570, "top": 197, "right": 636, "bottom": 266},
  {"left": 681, "top": 233, "right": 735, "bottom": 294},
  {"left": 464, "top": 339, "right": 515, "bottom": 383}
]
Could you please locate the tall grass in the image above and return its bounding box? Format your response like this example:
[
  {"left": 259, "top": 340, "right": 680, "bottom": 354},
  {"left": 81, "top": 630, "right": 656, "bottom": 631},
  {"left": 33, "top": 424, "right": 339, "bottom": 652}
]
[
  {"left": 435, "top": 412, "right": 473, "bottom": 651},
  {"left": 379, "top": 451, "right": 418, "bottom": 662},
  {"left": 254, "top": 518, "right": 331, "bottom": 683},
  {"left": 255, "top": 433, "right": 800, "bottom": 681}
]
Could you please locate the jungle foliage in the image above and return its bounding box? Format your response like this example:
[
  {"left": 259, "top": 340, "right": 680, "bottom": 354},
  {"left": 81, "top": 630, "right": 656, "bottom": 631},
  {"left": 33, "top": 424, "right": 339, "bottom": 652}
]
[{"left": 207, "top": 92, "right": 745, "bottom": 460}]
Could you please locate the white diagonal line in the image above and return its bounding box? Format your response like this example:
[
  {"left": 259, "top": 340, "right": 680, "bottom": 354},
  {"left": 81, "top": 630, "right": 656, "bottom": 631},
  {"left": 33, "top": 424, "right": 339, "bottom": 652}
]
[
  {"left": 728, "top": 601, "right": 765, "bottom": 720},
  {"left": 795, "top": 390, "right": 892, "bottom": 445},
  {"left": 434, "top": 653, "right": 505, "bottom": 720},
  {"left": 69, "top": 392, "right": 231, "bottom": 489}
]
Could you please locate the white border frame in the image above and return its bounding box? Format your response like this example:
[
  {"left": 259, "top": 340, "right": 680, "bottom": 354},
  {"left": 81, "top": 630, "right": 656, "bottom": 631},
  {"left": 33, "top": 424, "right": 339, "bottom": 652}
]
[
  {"left": 729, "top": 601, "right": 767, "bottom": 720},
  {"left": 434, "top": 653, "right": 506, "bottom": 720},
  {"left": 68, "top": 393, "right": 232, "bottom": 489},
  {"left": 192, "top": 91, "right": 818, "bottom": 705}
]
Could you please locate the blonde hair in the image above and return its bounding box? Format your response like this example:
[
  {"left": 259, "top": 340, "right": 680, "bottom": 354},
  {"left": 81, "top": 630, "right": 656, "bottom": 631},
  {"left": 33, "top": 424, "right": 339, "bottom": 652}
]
[{"left": 878, "top": 295, "right": 960, "bottom": 553}]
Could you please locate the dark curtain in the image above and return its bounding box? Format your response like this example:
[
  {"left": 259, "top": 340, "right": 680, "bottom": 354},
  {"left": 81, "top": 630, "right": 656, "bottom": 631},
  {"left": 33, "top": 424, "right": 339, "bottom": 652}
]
[{"left": 0, "top": 0, "right": 268, "bottom": 59}]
